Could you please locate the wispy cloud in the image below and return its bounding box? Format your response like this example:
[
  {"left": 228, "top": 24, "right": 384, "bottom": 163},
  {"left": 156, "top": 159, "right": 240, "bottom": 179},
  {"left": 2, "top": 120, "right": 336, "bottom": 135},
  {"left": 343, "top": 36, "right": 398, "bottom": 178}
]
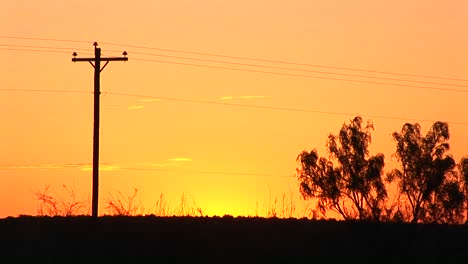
[
  {"left": 219, "top": 96, "right": 270, "bottom": 100},
  {"left": 0, "top": 163, "right": 121, "bottom": 171},
  {"left": 103, "top": 106, "right": 122, "bottom": 110},
  {"left": 166, "top": 157, "right": 192, "bottom": 162},
  {"left": 0, "top": 164, "right": 65, "bottom": 170},
  {"left": 151, "top": 163, "right": 180, "bottom": 167},
  {"left": 80, "top": 165, "right": 121, "bottom": 171},
  {"left": 127, "top": 105, "right": 144, "bottom": 110},
  {"left": 239, "top": 95, "right": 269, "bottom": 99},
  {"left": 0, "top": 160, "right": 193, "bottom": 171},
  {"left": 139, "top": 99, "right": 162, "bottom": 102}
]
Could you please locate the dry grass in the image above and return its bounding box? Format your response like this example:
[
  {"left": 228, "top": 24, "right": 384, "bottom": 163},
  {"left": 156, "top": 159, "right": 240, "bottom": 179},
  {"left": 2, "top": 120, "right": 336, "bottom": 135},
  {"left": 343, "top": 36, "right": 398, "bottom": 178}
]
[
  {"left": 105, "top": 189, "right": 203, "bottom": 217},
  {"left": 35, "top": 184, "right": 314, "bottom": 219},
  {"left": 105, "top": 188, "right": 143, "bottom": 216},
  {"left": 255, "top": 189, "right": 303, "bottom": 218},
  {"left": 35, "top": 185, "right": 88, "bottom": 216}
]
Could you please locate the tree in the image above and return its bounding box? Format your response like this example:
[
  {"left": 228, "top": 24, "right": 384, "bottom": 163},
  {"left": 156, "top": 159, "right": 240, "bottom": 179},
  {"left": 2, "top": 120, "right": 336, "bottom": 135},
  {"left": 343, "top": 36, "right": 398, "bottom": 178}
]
[
  {"left": 458, "top": 156, "right": 468, "bottom": 222},
  {"left": 296, "top": 116, "right": 387, "bottom": 221},
  {"left": 388, "top": 121, "right": 465, "bottom": 224}
]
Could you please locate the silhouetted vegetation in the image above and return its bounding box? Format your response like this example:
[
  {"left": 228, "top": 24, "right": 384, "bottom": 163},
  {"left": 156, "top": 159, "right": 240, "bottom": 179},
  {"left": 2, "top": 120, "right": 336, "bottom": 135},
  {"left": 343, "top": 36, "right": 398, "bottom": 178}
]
[
  {"left": 388, "top": 121, "right": 465, "bottom": 223},
  {"left": 33, "top": 116, "right": 468, "bottom": 225},
  {"left": 459, "top": 156, "right": 468, "bottom": 222},
  {"left": 35, "top": 185, "right": 88, "bottom": 216},
  {"left": 17, "top": 116, "right": 468, "bottom": 262},
  {"left": 105, "top": 187, "right": 143, "bottom": 216},
  {"left": 297, "top": 116, "right": 468, "bottom": 224},
  {"left": 297, "top": 117, "right": 387, "bottom": 221},
  {"left": 36, "top": 186, "right": 205, "bottom": 217}
]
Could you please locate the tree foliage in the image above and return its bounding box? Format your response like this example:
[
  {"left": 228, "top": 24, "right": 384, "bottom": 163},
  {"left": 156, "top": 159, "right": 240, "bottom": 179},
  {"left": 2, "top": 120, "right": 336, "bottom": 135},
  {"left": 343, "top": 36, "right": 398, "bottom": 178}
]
[
  {"left": 459, "top": 156, "right": 468, "bottom": 222},
  {"left": 388, "top": 121, "right": 465, "bottom": 223},
  {"left": 297, "top": 116, "right": 387, "bottom": 221},
  {"left": 297, "top": 117, "right": 467, "bottom": 224}
]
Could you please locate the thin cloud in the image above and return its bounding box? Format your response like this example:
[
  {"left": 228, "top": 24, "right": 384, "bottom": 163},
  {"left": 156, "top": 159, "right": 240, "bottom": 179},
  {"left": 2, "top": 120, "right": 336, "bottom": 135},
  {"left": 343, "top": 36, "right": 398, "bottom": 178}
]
[
  {"left": 63, "top": 163, "right": 89, "bottom": 168},
  {"left": 0, "top": 163, "right": 91, "bottom": 170},
  {"left": 167, "top": 157, "right": 192, "bottom": 162},
  {"left": 0, "top": 161, "right": 183, "bottom": 171},
  {"left": 139, "top": 99, "right": 162, "bottom": 102},
  {"left": 103, "top": 106, "right": 122, "bottom": 109},
  {"left": 0, "top": 164, "right": 62, "bottom": 170},
  {"left": 151, "top": 163, "right": 180, "bottom": 167},
  {"left": 219, "top": 96, "right": 270, "bottom": 100},
  {"left": 239, "top": 95, "right": 270, "bottom": 99},
  {"left": 128, "top": 105, "right": 144, "bottom": 110},
  {"left": 81, "top": 165, "right": 121, "bottom": 171}
]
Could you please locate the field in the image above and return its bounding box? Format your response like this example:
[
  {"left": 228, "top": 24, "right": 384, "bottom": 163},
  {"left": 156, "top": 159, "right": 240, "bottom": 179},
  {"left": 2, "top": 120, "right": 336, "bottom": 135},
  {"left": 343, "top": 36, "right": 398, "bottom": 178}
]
[{"left": 1, "top": 215, "right": 467, "bottom": 263}]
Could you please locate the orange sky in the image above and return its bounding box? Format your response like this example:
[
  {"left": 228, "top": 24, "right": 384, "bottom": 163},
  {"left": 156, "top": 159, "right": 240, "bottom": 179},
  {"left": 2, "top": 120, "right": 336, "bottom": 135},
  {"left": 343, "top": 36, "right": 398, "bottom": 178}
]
[{"left": 1, "top": 0, "right": 468, "bottom": 218}]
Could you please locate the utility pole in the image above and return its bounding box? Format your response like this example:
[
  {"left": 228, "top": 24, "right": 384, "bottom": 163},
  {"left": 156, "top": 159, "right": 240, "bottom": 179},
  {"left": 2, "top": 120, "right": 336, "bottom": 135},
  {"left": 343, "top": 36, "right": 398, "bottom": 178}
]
[{"left": 72, "top": 42, "right": 128, "bottom": 218}]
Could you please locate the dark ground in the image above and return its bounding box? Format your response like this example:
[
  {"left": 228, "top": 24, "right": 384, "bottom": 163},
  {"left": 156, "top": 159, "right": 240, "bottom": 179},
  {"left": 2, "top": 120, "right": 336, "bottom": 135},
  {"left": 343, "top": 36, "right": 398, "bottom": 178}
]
[{"left": 1, "top": 215, "right": 467, "bottom": 263}]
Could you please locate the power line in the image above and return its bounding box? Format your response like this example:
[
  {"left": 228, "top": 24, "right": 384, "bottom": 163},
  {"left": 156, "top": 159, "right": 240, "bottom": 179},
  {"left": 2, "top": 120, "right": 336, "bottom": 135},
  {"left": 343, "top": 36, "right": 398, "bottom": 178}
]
[
  {"left": 5, "top": 44, "right": 468, "bottom": 89},
  {"left": 131, "top": 58, "right": 468, "bottom": 94},
  {"left": 106, "top": 91, "right": 468, "bottom": 125},
  {"left": 0, "top": 35, "right": 90, "bottom": 44},
  {"left": 4, "top": 43, "right": 467, "bottom": 88},
  {"left": 0, "top": 163, "right": 290, "bottom": 178},
  {"left": 1, "top": 35, "right": 466, "bottom": 82},
  {"left": 117, "top": 167, "right": 288, "bottom": 178},
  {"left": 0, "top": 45, "right": 92, "bottom": 55},
  {"left": 127, "top": 51, "right": 468, "bottom": 88},
  {"left": 2, "top": 88, "right": 466, "bottom": 125},
  {"left": 0, "top": 88, "right": 90, "bottom": 93},
  {"left": 0, "top": 48, "right": 72, "bottom": 54},
  {"left": 5, "top": 46, "right": 468, "bottom": 93},
  {"left": 0, "top": 44, "right": 89, "bottom": 51},
  {"left": 101, "top": 43, "right": 468, "bottom": 82}
]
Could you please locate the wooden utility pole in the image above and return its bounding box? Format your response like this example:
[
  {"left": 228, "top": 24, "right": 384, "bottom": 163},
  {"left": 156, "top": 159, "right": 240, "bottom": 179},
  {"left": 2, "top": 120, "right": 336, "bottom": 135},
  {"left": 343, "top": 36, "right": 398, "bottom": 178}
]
[{"left": 72, "top": 42, "right": 128, "bottom": 218}]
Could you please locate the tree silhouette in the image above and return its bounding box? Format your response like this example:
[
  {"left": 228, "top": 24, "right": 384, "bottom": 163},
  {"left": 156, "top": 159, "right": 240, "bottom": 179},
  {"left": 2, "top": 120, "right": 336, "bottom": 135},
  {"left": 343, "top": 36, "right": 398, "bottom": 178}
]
[
  {"left": 296, "top": 116, "right": 387, "bottom": 221},
  {"left": 388, "top": 121, "right": 465, "bottom": 224},
  {"left": 458, "top": 156, "right": 468, "bottom": 222}
]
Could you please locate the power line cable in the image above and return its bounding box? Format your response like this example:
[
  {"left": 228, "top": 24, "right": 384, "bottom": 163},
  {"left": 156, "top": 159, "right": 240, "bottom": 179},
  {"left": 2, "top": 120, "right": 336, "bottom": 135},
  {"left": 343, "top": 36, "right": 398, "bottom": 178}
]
[
  {"left": 4, "top": 44, "right": 468, "bottom": 88},
  {"left": 106, "top": 91, "right": 468, "bottom": 125},
  {"left": 0, "top": 162, "right": 286, "bottom": 177},
  {"left": 0, "top": 35, "right": 90, "bottom": 44},
  {"left": 100, "top": 43, "right": 468, "bottom": 82},
  {"left": 1, "top": 35, "right": 466, "bottom": 82},
  {"left": 2, "top": 88, "right": 465, "bottom": 125},
  {"left": 131, "top": 58, "right": 468, "bottom": 94},
  {"left": 0, "top": 47, "right": 94, "bottom": 56},
  {"left": 0, "top": 44, "right": 89, "bottom": 51},
  {"left": 117, "top": 167, "right": 288, "bottom": 178},
  {"left": 0, "top": 48, "right": 72, "bottom": 54},
  {"left": 3, "top": 43, "right": 466, "bottom": 88},
  {"left": 127, "top": 51, "right": 468, "bottom": 88},
  {"left": 5, "top": 46, "right": 467, "bottom": 93},
  {"left": 0, "top": 88, "right": 91, "bottom": 93}
]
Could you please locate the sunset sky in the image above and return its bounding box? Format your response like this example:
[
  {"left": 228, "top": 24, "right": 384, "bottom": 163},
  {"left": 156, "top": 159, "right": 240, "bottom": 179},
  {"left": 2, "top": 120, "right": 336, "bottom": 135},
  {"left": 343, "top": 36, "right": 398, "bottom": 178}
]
[{"left": 1, "top": 0, "right": 468, "bottom": 218}]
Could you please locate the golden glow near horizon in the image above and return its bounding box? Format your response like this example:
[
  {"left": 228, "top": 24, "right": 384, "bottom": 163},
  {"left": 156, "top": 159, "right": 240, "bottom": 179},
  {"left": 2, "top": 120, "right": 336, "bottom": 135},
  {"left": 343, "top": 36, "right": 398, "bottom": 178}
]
[{"left": 1, "top": 0, "right": 468, "bottom": 218}]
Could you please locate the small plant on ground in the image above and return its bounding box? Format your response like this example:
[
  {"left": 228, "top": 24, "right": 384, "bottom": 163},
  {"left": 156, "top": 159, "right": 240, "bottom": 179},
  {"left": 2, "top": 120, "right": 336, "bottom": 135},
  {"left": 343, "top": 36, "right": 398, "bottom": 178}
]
[
  {"left": 280, "top": 191, "right": 296, "bottom": 218},
  {"left": 35, "top": 185, "right": 88, "bottom": 216},
  {"left": 106, "top": 187, "right": 143, "bottom": 216},
  {"left": 174, "top": 192, "right": 203, "bottom": 217},
  {"left": 153, "top": 193, "right": 170, "bottom": 216}
]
